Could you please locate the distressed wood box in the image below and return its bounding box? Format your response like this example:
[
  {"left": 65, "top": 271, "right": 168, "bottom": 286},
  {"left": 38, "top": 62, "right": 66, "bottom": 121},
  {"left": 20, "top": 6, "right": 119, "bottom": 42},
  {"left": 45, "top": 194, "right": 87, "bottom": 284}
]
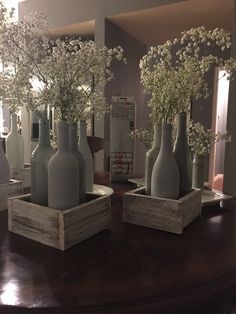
[
  {"left": 123, "top": 187, "right": 201, "bottom": 234},
  {"left": 0, "top": 179, "right": 23, "bottom": 212},
  {"left": 10, "top": 163, "right": 31, "bottom": 189},
  {"left": 8, "top": 193, "right": 111, "bottom": 250}
]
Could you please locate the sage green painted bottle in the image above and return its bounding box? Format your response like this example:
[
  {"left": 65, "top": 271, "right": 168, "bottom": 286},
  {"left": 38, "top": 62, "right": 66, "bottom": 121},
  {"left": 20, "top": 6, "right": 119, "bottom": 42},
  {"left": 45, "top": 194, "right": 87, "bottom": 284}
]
[
  {"left": 151, "top": 123, "right": 180, "bottom": 199},
  {"left": 192, "top": 153, "right": 205, "bottom": 190},
  {"left": 145, "top": 123, "right": 162, "bottom": 195},
  {"left": 48, "top": 121, "right": 79, "bottom": 210},
  {"left": 173, "top": 112, "right": 192, "bottom": 196},
  {"left": 31, "top": 118, "right": 55, "bottom": 205},
  {"left": 70, "top": 123, "right": 86, "bottom": 204},
  {"left": 6, "top": 113, "right": 24, "bottom": 170},
  {"left": 78, "top": 121, "right": 93, "bottom": 192}
]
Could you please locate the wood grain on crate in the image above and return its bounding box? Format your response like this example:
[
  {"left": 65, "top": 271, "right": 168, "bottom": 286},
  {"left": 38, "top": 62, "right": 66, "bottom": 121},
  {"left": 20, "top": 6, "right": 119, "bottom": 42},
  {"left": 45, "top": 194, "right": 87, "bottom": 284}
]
[
  {"left": 123, "top": 187, "right": 201, "bottom": 234},
  {"left": 10, "top": 164, "right": 31, "bottom": 189},
  {"left": 0, "top": 180, "right": 23, "bottom": 211},
  {"left": 8, "top": 193, "right": 111, "bottom": 250}
]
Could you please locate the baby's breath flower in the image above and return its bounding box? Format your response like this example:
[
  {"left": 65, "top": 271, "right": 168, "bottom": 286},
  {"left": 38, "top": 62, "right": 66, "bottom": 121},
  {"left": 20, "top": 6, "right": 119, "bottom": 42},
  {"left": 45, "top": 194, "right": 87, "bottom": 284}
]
[
  {"left": 0, "top": 2, "right": 126, "bottom": 121},
  {"left": 188, "top": 121, "right": 231, "bottom": 156},
  {"left": 130, "top": 127, "right": 153, "bottom": 150},
  {"left": 140, "top": 26, "right": 236, "bottom": 124}
]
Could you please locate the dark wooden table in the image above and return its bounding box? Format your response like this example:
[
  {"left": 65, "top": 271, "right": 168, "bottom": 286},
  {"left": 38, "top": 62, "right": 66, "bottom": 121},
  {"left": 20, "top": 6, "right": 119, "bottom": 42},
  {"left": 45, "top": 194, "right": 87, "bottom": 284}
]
[{"left": 1, "top": 172, "right": 236, "bottom": 314}]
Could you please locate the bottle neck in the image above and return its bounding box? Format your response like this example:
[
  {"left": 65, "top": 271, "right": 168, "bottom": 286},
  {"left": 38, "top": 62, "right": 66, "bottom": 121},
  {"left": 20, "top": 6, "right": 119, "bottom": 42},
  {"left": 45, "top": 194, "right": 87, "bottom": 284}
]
[
  {"left": 152, "top": 123, "right": 162, "bottom": 147},
  {"left": 79, "top": 121, "right": 88, "bottom": 143},
  {"left": 38, "top": 118, "right": 51, "bottom": 147},
  {"left": 57, "top": 121, "right": 70, "bottom": 152},
  {"left": 70, "top": 123, "right": 79, "bottom": 154},
  {"left": 10, "top": 113, "right": 18, "bottom": 134},
  {"left": 176, "top": 112, "right": 187, "bottom": 137},
  {"left": 160, "top": 123, "right": 173, "bottom": 152}
]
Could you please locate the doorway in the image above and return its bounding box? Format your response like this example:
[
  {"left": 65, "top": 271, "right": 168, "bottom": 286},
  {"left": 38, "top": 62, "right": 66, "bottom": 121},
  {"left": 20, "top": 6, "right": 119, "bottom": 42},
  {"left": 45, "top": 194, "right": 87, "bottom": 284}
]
[{"left": 209, "top": 69, "right": 230, "bottom": 191}]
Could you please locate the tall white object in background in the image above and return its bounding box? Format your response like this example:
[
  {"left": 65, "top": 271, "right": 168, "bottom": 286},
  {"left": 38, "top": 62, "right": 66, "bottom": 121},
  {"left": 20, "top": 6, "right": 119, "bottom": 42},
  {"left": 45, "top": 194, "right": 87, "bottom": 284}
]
[{"left": 110, "top": 96, "right": 136, "bottom": 182}]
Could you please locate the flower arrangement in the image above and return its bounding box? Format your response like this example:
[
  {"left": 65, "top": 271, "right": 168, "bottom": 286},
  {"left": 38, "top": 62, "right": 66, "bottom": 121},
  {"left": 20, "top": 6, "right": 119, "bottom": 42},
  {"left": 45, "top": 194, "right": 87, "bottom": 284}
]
[
  {"left": 140, "top": 26, "right": 236, "bottom": 123},
  {"left": 130, "top": 119, "right": 178, "bottom": 150},
  {"left": 0, "top": 2, "right": 126, "bottom": 122},
  {"left": 0, "top": 70, "right": 30, "bottom": 113},
  {"left": 0, "top": 4, "right": 50, "bottom": 118},
  {"left": 41, "top": 39, "right": 125, "bottom": 122},
  {"left": 188, "top": 121, "right": 231, "bottom": 156}
]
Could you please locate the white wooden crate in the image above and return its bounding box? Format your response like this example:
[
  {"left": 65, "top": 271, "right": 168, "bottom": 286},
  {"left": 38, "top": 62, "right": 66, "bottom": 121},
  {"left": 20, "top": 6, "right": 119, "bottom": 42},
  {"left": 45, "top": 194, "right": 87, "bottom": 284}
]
[
  {"left": 123, "top": 187, "right": 201, "bottom": 234},
  {"left": 8, "top": 193, "right": 111, "bottom": 250}
]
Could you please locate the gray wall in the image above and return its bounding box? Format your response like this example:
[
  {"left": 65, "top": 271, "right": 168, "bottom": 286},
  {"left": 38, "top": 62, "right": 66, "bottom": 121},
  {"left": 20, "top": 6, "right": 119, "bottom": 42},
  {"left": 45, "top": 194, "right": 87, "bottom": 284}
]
[{"left": 105, "top": 19, "right": 148, "bottom": 174}]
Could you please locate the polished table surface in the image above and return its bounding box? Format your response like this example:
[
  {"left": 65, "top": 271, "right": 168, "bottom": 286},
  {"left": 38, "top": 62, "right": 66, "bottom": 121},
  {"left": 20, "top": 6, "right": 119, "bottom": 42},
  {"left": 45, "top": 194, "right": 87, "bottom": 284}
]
[{"left": 1, "top": 172, "right": 236, "bottom": 314}]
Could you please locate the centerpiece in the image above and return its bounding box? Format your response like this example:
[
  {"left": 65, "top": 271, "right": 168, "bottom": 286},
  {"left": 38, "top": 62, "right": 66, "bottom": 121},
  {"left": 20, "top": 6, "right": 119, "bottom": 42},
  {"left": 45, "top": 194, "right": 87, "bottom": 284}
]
[
  {"left": 39, "top": 38, "right": 125, "bottom": 209},
  {"left": 123, "top": 26, "right": 236, "bottom": 235},
  {"left": 0, "top": 2, "right": 126, "bottom": 209},
  {"left": 1, "top": 3, "right": 124, "bottom": 249},
  {"left": 140, "top": 26, "right": 236, "bottom": 199}
]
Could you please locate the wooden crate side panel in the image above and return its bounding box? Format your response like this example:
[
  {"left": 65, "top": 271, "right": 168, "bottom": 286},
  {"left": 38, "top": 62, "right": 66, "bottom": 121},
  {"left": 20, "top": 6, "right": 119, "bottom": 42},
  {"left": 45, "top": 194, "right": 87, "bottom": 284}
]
[
  {"left": 8, "top": 194, "right": 111, "bottom": 251},
  {"left": 123, "top": 194, "right": 182, "bottom": 234},
  {"left": 63, "top": 196, "right": 111, "bottom": 250},
  {"left": 58, "top": 213, "right": 65, "bottom": 250},
  {"left": 0, "top": 180, "right": 22, "bottom": 211},
  {"left": 9, "top": 194, "right": 31, "bottom": 202},
  {"left": 131, "top": 187, "right": 182, "bottom": 203},
  {"left": 124, "top": 193, "right": 181, "bottom": 219},
  {"left": 10, "top": 168, "right": 31, "bottom": 188},
  {"left": 130, "top": 187, "right": 146, "bottom": 195},
  {"left": 63, "top": 196, "right": 111, "bottom": 226},
  {"left": 182, "top": 190, "right": 201, "bottom": 228},
  {"left": 63, "top": 209, "right": 110, "bottom": 250},
  {"left": 8, "top": 198, "right": 61, "bottom": 249}
]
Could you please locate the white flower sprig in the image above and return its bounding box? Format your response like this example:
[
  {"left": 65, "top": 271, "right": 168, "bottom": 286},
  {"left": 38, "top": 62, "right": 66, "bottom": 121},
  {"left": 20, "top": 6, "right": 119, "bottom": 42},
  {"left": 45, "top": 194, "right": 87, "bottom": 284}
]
[
  {"left": 188, "top": 121, "right": 231, "bottom": 156},
  {"left": 41, "top": 39, "right": 125, "bottom": 122},
  {"left": 0, "top": 3, "right": 126, "bottom": 122},
  {"left": 140, "top": 26, "right": 236, "bottom": 124},
  {"left": 0, "top": 3, "right": 50, "bottom": 118},
  {"left": 129, "top": 127, "right": 153, "bottom": 150}
]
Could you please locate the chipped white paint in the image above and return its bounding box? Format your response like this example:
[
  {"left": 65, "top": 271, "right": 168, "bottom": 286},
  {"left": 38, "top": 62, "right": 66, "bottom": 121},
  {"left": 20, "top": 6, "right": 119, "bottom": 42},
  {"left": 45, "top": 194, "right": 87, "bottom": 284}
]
[{"left": 8, "top": 193, "right": 111, "bottom": 250}]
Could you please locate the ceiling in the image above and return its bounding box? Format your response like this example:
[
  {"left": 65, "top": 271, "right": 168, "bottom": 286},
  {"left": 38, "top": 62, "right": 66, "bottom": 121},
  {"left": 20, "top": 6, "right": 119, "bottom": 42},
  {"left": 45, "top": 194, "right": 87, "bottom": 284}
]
[
  {"left": 109, "top": 0, "right": 234, "bottom": 45},
  {"left": 48, "top": 0, "right": 234, "bottom": 45},
  {"left": 49, "top": 20, "right": 95, "bottom": 38}
]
